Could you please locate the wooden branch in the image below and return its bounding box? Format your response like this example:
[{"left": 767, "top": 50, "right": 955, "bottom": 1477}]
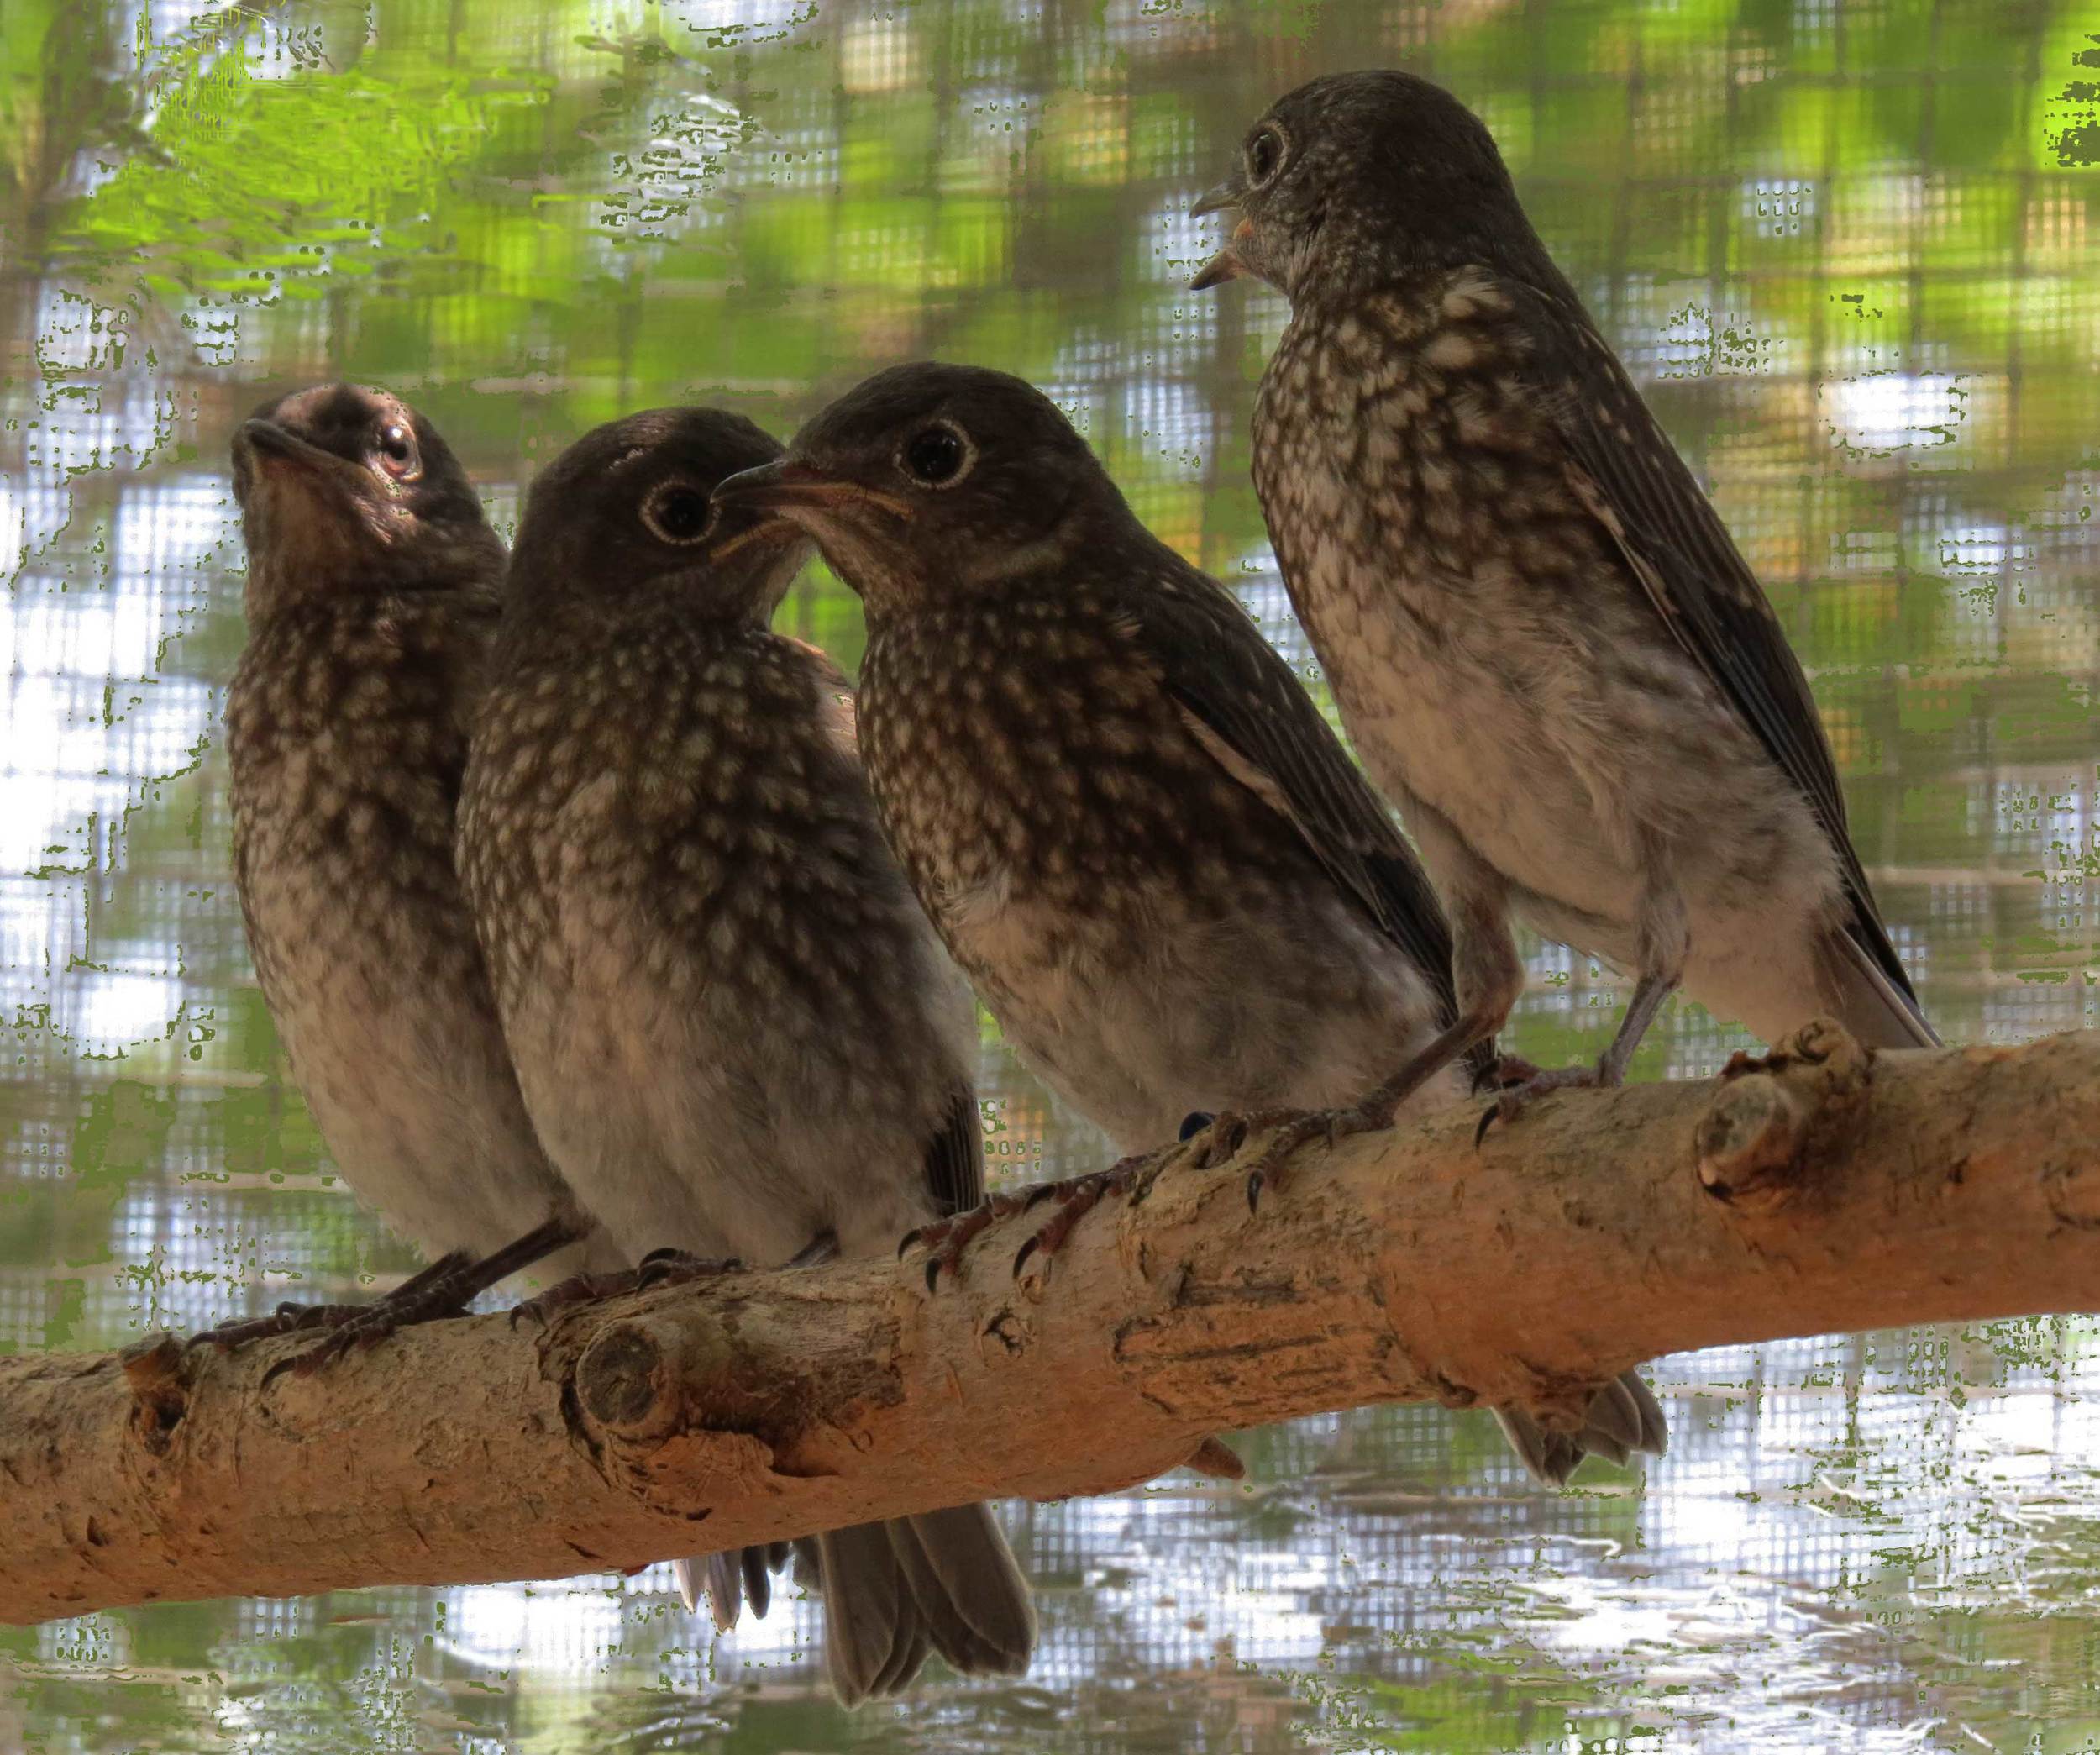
[{"left": 7, "top": 1020, "right": 2099, "bottom": 1623}]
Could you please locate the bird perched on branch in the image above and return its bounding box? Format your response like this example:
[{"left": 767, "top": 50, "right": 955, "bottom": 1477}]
[
  {"left": 219, "top": 385, "right": 616, "bottom": 1371},
  {"left": 455, "top": 407, "right": 1034, "bottom": 1707},
  {"left": 1193, "top": 71, "right": 1936, "bottom": 1130},
  {"left": 711, "top": 363, "right": 1664, "bottom": 1485}
]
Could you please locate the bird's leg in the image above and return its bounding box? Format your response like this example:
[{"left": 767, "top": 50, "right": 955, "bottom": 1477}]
[
  {"left": 275, "top": 1214, "right": 590, "bottom": 1376},
  {"left": 1476, "top": 885, "right": 1686, "bottom": 1145},
  {"left": 1473, "top": 969, "right": 1677, "bottom": 1143},
  {"left": 189, "top": 1249, "right": 475, "bottom": 1354},
  {"left": 190, "top": 1212, "right": 591, "bottom": 1378},
  {"left": 1206, "top": 1001, "right": 1508, "bottom": 1212},
  {"left": 1211, "top": 885, "right": 1528, "bottom": 1210}
]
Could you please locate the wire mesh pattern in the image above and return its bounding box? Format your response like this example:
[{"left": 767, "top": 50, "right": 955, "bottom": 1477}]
[{"left": 3, "top": 0, "right": 2099, "bottom": 1750}]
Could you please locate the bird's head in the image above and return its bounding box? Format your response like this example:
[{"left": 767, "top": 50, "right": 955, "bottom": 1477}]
[
  {"left": 507, "top": 407, "right": 809, "bottom": 626},
  {"left": 1191, "top": 71, "right": 1530, "bottom": 302},
  {"left": 708, "top": 363, "right": 1124, "bottom": 617},
  {"left": 232, "top": 384, "right": 501, "bottom": 620}
]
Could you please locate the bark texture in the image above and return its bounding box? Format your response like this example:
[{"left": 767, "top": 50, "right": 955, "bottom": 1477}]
[{"left": 7, "top": 1020, "right": 2099, "bottom": 1623}]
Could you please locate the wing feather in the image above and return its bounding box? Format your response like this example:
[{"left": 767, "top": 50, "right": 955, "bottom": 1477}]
[
  {"left": 1114, "top": 560, "right": 1492, "bottom": 1081},
  {"left": 1500, "top": 276, "right": 1931, "bottom": 1039}
]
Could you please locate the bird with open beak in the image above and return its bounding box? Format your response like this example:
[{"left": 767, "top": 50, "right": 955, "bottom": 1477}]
[
  {"left": 710, "top": 363, "right": 1666, "bottom": 1487},
  {"left": 454, "top": 407, "right": 1035, "bottom": 1708},
  {"left": 218, "top": 384, "right": 619, "bottom": 1374},
  {"left": 1193, "top": 71, "right": 1935, "bottom": 1132}
]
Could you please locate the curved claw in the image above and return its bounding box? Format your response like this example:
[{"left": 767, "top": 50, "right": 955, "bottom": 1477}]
[
  {"left": 260, "top": 1329, "right": 355, "bottom": 1386},
  {"left": 1210, "top": 1117, "right": 1249, "bottom": 1168},
  {"left": 897, "top": 1227, "right": 926, "bottom": 1260},
  {"left": 925, "top": 1254, "right": 944, "bottom": 1294},
  {"left": 1474, "top": 1105, "right": 1501, "bottom": 1149},
  {"left": 1022, "top": 1181, "right": 1060, "bottom": 1212},
  {"left": 1246, "top": 1169, "right": 1263, "bottom": 1215},
  {"left": 1011, "top": 1234, "right": 1041, "bottom": 1279}
]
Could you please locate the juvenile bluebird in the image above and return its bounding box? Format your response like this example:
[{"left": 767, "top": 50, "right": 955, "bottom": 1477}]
[
  {"left": 711, "top": 364, "right": 1663, "bottom": 1485},
  {"left": 455, "top": 407, "right": 1035, "bottom": 1706},
  {"left": 1194, "top": 71, "right": 1936, "bottom": 1129},
  {"left": 219, "top": 385, "right": 616, "bottom": 1371}
]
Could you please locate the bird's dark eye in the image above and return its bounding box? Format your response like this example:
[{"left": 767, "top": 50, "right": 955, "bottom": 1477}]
[
  {"left": 375, "top": 422, "right": 419, "bottom": 480},
  {"left": 1246, "top": 123, "right": 1286, "bottom": 188},
  {"left": 642, "top": 481, "right": 717, "bottom": 545},
  {"left": 899, "top": 420, "right": 974, "bottom": 490}
]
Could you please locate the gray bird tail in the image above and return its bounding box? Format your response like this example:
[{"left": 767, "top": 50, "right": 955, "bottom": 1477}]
[
  {"left": 675, "top": 1541, "right": 795, "bottom": 1633},
  {"left": 816, "top": 1505, "right": 1036, "bottom": 1707},
  {"left": 681, "top": 1505, "right": 1033, "bottom": 1708},
  {"left": 1825, "top": 926, "right": 1940, "bottom": 1049},
  {"left": 1493, "top": 1369, "right": 1667, "bottom": 1489}
]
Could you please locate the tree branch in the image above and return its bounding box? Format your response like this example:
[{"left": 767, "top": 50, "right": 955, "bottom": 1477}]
[{"left": 7, "top": 1019, "right": 2099, "bottom": 1623}]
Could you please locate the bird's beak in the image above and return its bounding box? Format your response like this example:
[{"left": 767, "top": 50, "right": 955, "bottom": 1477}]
[
  {"left": 711, "top": 459, "right": 914, "bottom": 526},
  {"left": 235, "top": 418, "right": 343, "bottom": 479},
  {"left": 1189, "top": 181, "right": 1250, "bottom": 291},
  {"left": 232, "top": 419, "right": 368, "bottom": 515}
]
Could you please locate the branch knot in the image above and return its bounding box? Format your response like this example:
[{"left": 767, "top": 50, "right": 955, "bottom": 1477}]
[{"left": 1696, "top": 1017, "right": 1873, "bottom": 1214}]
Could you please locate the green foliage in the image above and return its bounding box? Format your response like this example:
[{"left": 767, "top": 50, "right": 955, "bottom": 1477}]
[{"left": 55, "top": 52, "right": 554, "bottom": 303}]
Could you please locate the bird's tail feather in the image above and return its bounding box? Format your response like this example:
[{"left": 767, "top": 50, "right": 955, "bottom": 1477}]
[
  {"left": 675, "top": 1540, "right": 797, "bottom": 1632},
  {"left": 1494, "top": 1368, "right": 1667, "bottom": 1489},
  {"left": 1826, "top": 926, "right": 1940, "bottom": 1049},
  {"left": 680, "top": 1503, "right": 1034, "bottom": 1708}
]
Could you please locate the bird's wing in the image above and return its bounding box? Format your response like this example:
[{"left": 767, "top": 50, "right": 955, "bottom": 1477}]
[
  {"left": 923, "top": 1085, "right": 984, "bottom": 1218},
  {"left": 1500, "top": 275, "right": 1929, "bottom": 1030},
  {"left": 1115, "top": 562, "right": 1480, "bottom": 1069}
]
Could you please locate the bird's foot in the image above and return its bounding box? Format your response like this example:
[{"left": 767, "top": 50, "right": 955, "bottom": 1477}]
[
  {"left": 508, "top": 1252, "right": 744, "bottom": 1329},
  {"left": 1482, "top": 1053, "right": 1544, "bottom": 1090},
  {"left": 1011, "top": 1153, "right": 1159, "bottom": 1279},
  {"left": 1474, "top": 1056, "right": 1616, "bottom": 1146},
  {"left": 507, "top": 1270, "right": 642, "bottom": 1330},
  {"left": 190, "top": 1248, "right": 492, "bottom": 1380},
  {"left": 187, "top": 1300, "right": 375, "bottom": 1354},
  {"left": 904, "top": 1140, "right": 1189, "bottom": 1289},
  {"left": 634, "top": 1247, "right": 743, "bottom": 1291},
  {"left": 900, "top": 1193, "right": 1034, "bottom": 1290},
  {"left": 1178, "top": 1099, "right": 1396, "bottom": 1213}
]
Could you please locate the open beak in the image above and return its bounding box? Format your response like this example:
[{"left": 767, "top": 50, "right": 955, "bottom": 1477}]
[
  {"left": 1189, "top": 180, "right": 1249, "bottom": 290},
  {"left": 711, "top": 459, "right": 914, "bottom": 526}
]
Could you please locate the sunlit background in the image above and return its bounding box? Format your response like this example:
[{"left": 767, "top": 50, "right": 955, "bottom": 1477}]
[{"left": 4, "top": 0, "right": 2099, "bottom": 1749}]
